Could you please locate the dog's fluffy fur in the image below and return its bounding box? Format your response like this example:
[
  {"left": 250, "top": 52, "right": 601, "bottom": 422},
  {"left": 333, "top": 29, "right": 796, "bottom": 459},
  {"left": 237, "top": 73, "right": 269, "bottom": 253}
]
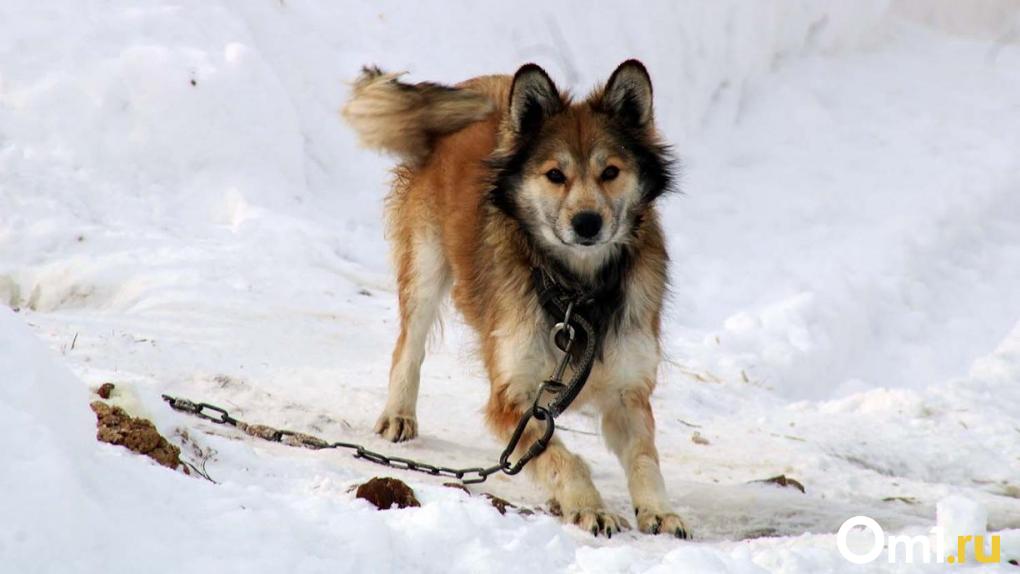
[{"left": 342, "top": 61, "right": 686, "bottom": 537}]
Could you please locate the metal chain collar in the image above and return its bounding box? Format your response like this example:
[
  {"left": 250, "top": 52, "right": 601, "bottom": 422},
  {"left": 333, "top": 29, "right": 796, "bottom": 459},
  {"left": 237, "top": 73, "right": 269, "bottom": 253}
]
[{"left": 162, "top": 296, "right": 596, "bottom": 485}]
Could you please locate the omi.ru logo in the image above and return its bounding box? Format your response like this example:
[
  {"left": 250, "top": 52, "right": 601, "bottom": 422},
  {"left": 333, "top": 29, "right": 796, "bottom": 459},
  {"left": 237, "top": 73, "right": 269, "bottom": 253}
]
[{"left": 837, "top": 516, "right": 1001, "bottom": 565}]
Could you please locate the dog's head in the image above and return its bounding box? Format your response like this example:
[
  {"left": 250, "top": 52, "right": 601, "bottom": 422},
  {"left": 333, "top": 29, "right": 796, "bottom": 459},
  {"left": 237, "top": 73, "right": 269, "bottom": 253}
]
[{"left": 490, "top": 60, "right": 673, "bottom": 275}]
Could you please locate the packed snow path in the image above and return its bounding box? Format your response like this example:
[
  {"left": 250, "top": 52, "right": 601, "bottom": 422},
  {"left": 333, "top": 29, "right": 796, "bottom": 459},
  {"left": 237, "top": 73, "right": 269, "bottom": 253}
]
[{"left": 2, "top": 1, "right": 1020, "bottom": 572}]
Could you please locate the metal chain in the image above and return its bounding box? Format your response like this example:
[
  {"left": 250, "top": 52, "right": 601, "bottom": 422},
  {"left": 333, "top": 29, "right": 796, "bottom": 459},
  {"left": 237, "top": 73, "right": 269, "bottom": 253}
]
[
  {"left": 161, "top": 394, "right": 509, "bottom": 483},
  {"left": 161, "top": 298, "right": 592, "bottom": 485}
]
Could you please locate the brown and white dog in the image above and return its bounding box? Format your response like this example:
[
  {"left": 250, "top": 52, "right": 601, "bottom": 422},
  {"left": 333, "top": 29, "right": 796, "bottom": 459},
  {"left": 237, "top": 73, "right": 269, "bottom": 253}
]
[{"left": 342, "top": 60, "right": 685, "bottom": 538}]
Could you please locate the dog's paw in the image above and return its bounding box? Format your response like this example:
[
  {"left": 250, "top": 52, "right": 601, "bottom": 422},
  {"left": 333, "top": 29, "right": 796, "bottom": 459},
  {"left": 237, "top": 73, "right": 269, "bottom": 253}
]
[
  {"left": 374, "top": 413, "right": 417, "bottom": 442},
  {"left": 636, "top": 508, "right": 689, "bottom": 539},
  {"left": 564, "top": 508, "right": 630, "bottom": 538}
]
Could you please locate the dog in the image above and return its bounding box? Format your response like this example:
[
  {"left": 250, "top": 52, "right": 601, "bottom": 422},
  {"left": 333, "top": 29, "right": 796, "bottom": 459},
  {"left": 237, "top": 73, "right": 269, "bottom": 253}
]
[{"left": 342, "top": 60, "right": 686, "bottom": 538}]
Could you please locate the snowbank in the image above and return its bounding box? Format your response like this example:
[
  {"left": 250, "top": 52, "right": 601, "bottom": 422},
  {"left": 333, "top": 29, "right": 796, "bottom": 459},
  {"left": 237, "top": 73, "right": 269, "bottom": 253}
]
[
  {"left": 0, "top": 0, "right": 890, "bottom": 276},
  {"left": 0, "top": 308, "right": 574, "bottom": 573}
]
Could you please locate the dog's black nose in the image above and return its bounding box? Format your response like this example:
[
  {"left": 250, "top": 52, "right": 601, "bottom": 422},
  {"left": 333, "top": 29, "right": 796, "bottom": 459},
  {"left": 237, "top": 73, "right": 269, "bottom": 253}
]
[{"left": 571, "top": 211, "right": 603, "bottom": 240}]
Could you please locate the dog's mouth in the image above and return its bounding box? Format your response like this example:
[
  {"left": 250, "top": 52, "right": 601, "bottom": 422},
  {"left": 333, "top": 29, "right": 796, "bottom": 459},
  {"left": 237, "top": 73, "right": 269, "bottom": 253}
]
[
  {"left": 552, "top": 228, "right": 613, "bottom": 250},
  {"left": 571, "top": 236, "right": 608, "bottom": 249}
]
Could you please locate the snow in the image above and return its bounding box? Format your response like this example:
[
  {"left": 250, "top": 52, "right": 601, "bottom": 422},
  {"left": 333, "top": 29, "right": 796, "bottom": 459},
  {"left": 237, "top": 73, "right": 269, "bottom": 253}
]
[{"left": 2, "top": 1, "right": 1020, "bottom": 572}]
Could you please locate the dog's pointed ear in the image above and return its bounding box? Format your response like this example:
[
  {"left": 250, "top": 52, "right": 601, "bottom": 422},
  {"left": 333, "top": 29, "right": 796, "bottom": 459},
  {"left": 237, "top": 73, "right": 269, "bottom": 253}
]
[
  {"left": 603, "top": 59, "right": 654, "bottom": 129},
  {"left": 508, "top": 64, "right": 562, "bottom": 136}
]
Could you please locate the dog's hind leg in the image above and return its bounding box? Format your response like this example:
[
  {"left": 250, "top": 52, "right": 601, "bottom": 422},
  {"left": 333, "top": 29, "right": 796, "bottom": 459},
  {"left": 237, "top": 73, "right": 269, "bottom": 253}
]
[{"left": 376, "top": 226, "right": 451, "bottom": 442}]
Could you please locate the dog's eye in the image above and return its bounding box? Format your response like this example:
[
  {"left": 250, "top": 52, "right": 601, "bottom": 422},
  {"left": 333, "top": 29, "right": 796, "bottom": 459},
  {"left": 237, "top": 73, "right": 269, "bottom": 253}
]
[
  {"left": 600, "top": 166, "right": 620, "bottom": 182},
  {"left": 545, "top": 168, "right": 566, "bottom": 184}
]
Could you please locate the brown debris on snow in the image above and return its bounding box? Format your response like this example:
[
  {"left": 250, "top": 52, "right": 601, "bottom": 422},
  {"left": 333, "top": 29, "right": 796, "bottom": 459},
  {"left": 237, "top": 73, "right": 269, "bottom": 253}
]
[
  {"left": 442, "top": 482, "right": 471, "bottom": 494},
  {"left": 753, "top": 474, "right": 806, "bottom": 493},
  {"left": 442, "top": 483, "right": 532, "bottom": 515},
  {"left": 882, "top": 496, "right": 919, "bottom": 505},
  {"left": 90, "top": 401, "right": 181, "bottom": 469},
  {"left": 355, "top": 477, "right": 421, "bottom": 510},
  {"left": 96, "top": 383, "right": 115, "bottom": 399},
  {"left": 482, "top": 493, "right": 516, "bottom": 515}
]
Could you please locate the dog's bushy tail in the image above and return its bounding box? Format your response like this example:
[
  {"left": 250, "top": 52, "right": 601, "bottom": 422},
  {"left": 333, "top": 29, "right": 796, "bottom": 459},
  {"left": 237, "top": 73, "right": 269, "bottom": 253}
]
[{"left": 342, "top": 66, "right": 494, "bottom": 165}]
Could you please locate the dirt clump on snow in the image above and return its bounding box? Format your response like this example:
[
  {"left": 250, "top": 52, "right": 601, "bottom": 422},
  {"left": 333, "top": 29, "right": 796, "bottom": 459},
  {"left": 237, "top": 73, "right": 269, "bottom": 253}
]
[
  {"left": 442, "top": 481, "right": 470, "bottom": 494},
  {"left": 482, "top": 493, "right": 517, "bottom": 515},
  {"left": 96, "top": 382, "right": 115, "bottom": 399},
  {"left": 753, "top": 474, "right": 806, "bottom": 493},
  {"left": 355, "top": 477, "right": 420, "bottom": 509},
  {"left": 90, "top": 401, "right": 181, "bottom": 469}
]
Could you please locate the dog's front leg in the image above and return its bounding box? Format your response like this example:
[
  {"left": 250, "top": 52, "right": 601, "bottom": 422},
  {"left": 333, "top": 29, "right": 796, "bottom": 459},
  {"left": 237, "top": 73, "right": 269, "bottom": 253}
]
[
  {"left": 486, "top": 382, "right": 628, "bottom": 537},
  {"left": 601, "top": 386, "right": 689, "bottom": 538}
]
